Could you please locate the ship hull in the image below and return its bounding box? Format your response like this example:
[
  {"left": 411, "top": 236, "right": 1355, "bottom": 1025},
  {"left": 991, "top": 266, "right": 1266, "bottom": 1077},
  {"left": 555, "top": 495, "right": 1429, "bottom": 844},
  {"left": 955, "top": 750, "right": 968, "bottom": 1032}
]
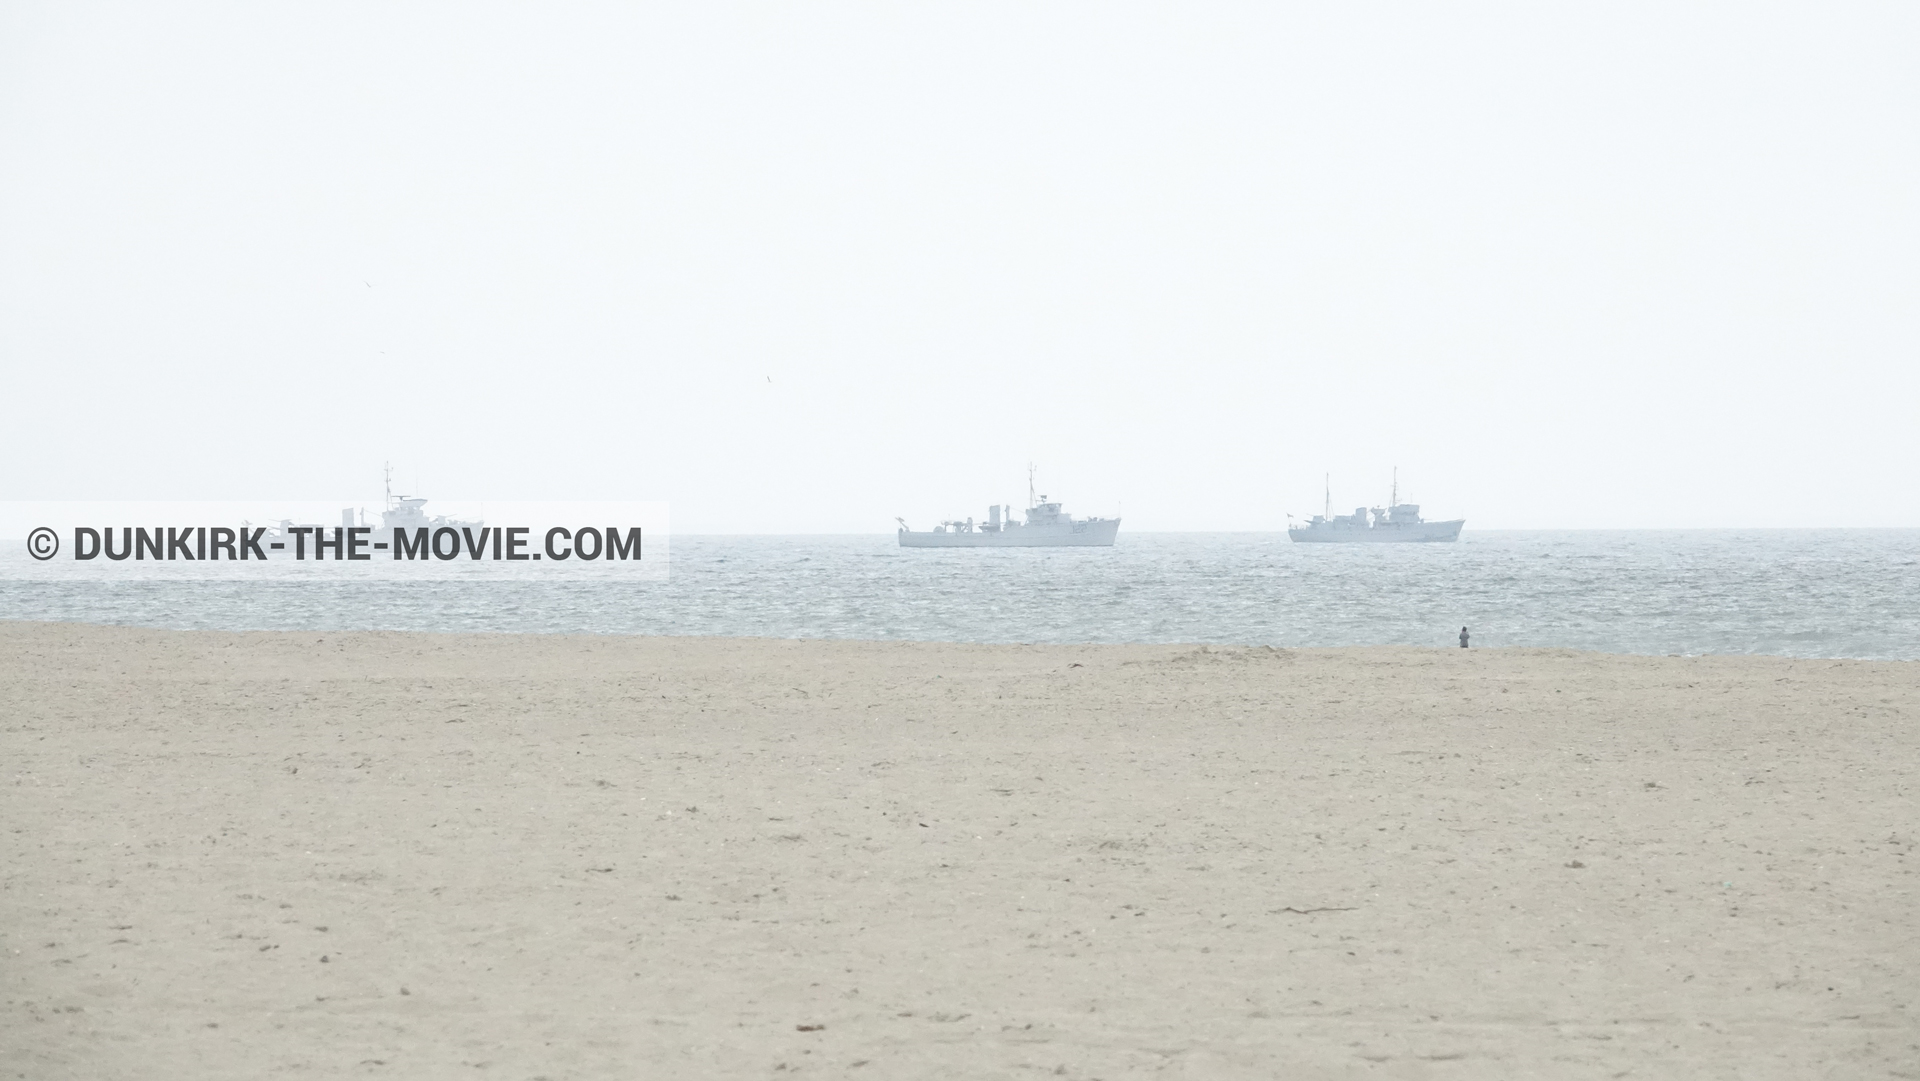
[
  {"left": 899, "top": 519, "right": 1120, "bottom": 547},
  {"left": 1288, "top": 519, "right": 1464, "bottom": 543}
]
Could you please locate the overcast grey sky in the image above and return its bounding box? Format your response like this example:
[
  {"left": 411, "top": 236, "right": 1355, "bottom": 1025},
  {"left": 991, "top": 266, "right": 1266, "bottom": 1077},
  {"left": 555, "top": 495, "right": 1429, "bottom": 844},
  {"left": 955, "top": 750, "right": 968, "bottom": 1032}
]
[{"left": 2, "top": 3, "right": 1914, "bottom": 531}]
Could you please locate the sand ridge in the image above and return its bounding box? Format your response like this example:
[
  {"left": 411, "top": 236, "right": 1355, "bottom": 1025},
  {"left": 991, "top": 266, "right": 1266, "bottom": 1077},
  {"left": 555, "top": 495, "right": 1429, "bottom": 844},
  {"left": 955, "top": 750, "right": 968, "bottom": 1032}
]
[{"left": 1, "top": 621, "right": 1914, "bottom": 1078}]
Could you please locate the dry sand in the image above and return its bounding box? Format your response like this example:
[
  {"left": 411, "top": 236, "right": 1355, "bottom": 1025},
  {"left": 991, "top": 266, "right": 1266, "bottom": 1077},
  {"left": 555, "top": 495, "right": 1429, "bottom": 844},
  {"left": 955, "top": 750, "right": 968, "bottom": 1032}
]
[{"left": 1, "top": 621, "right": 1914, "bottom": 1079}]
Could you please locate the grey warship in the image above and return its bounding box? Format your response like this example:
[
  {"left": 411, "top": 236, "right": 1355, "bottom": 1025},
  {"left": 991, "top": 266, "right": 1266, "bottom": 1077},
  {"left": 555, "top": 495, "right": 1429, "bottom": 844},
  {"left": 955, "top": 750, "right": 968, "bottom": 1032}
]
[
  {"left": 898, "top": 471, "right": 1119, "bottom": 548},
  {"left": 1289, "top": 472, "right": 1463, "bottom": 543},
  {"left": 250, "top": 465, "right": 481, "bottom": 544}
]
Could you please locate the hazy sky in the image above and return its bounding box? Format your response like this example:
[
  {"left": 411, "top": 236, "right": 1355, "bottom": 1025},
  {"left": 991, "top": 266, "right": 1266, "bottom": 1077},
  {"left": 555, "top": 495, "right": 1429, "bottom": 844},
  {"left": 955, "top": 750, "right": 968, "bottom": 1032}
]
[{"left": 3, "top": 3, "right": 1914, "bottom": 531}]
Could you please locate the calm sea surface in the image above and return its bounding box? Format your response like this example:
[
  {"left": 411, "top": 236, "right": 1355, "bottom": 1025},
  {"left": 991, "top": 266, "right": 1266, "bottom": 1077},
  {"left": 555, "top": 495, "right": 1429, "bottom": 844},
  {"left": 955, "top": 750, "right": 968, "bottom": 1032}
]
[{"left": 4, "top": 531, "right": 1918, "bottom": 659}]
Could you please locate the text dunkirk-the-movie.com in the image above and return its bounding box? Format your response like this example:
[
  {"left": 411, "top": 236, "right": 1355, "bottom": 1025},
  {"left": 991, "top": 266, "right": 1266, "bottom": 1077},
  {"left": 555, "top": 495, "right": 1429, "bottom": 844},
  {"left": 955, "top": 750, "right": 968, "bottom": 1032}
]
[{"left": 5, "top": 501, "right": 669, "bottom": 581}]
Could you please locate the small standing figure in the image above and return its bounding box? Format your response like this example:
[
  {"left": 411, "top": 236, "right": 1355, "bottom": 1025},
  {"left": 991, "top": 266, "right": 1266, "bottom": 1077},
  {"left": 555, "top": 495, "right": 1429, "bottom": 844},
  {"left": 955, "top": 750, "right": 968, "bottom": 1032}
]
[{"left": 1459, "top": 626, "right": 1470, "bottom": 649}]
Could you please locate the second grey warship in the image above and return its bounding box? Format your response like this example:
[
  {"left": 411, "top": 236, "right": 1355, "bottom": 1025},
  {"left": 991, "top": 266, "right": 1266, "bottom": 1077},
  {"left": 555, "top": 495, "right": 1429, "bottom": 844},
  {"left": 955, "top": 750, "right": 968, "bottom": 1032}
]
[
  {"left": 898, "top": 472, "right": 1119, "bottom": 548},
  {"left": 1289, "top": 472, "right": 1463, "bottom": 543}
]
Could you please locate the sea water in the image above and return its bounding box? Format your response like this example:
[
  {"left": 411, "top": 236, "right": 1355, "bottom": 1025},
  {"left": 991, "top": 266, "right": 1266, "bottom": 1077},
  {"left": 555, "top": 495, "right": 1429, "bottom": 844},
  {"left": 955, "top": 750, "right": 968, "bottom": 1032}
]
[{"left": 3, "top": 531, "right": 1917, "bottom": 660}]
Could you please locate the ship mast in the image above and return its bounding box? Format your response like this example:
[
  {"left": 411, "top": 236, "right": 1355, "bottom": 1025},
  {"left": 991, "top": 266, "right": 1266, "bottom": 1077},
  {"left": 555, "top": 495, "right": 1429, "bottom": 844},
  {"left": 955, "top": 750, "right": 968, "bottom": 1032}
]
[
  {"left": 1324, "top": 473, "right": 1330, "bottom": 520},
  {"left": 1028, "top": 463, "right": 1036, "bottom": 510},
  {"left": 384, "top": 461, "right": 393, "bottom": 509},
  {"left": 1391, "top": 466, "right": 1397, "bottom": 508}
]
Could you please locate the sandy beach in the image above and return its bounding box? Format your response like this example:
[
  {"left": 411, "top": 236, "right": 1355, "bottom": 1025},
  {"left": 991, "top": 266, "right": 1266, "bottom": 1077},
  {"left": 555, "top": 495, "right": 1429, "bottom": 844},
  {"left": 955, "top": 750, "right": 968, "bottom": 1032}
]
[{"left": 1, "top": 620, "right": 1913, "bottom": 1079}]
